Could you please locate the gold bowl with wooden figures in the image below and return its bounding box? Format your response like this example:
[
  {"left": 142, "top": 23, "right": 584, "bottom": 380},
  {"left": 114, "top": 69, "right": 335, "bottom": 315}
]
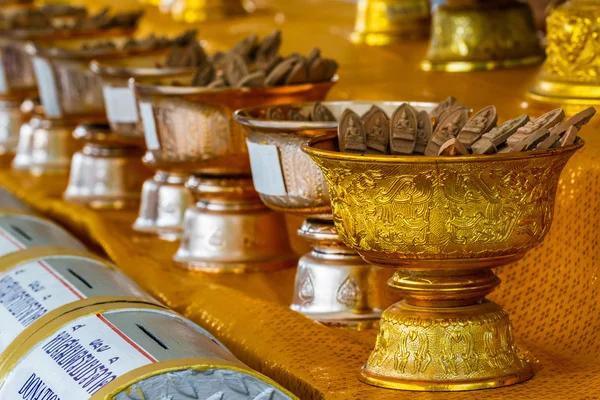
[
  {"left": 236, "top": 101, "right": 438, "bottom": 328},
  {"left": 303, "top": 130, "right": 583, "bottom": 390},
  {"left": 133, "top": 77, "right": 336, "bottom": 272},
  {"left": 422, "top": 0, "right": 544, "bottom": 72}
]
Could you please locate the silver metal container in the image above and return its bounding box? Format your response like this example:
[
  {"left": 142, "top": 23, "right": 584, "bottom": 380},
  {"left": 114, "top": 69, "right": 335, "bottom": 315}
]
[
  {"left": 0, "top": 247, "right": 153, "bottom": 354},
  {"left": 0, "top": 214, "right": 84, "bottom": 256},
  {"left": 0, "top": 299, "right": 296, "bottom": 400}
]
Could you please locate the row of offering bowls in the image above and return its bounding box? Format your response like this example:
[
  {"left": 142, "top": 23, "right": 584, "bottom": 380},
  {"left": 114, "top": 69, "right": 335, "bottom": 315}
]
[{"left": 0, "top": 18, "right": 586, "bottom": 393}]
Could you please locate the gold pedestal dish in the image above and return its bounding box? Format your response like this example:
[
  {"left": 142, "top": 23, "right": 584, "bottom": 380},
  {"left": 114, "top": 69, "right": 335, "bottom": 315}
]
[
  {"left": 304, "top": 134, "right": 583, "bottom": 390},
  {"left": 351, "top": 0, "right": 430, "bottom": 46},
  {"left": 170, "top": 0, "right": 251, "bottom": 23},
  {"left": 422, "top": 0, "right": 544, "bottom": 72},
  {"left": 527, "top": 0, "right": 600, "bottom": 115},
  {"left": 236, "top": 102, "right": 436, "bottom": 326},
  {"left": 92, "top": 56, "right": 196, "bottom": 227},
  {"left": 134, "top": 79, "right": 335, "bottom": 272}
]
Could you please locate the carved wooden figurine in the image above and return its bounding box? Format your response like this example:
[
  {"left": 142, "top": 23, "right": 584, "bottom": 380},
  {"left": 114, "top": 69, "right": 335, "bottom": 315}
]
[
  {"left": 390, "top": 104, "right": 418, "bottom": 155},
  {"left": 414, "top": 110, "right": 433, "bottom": 154},
  {"left": 471, "top": 114, "right": 530, "bottom": 154},
  {"left": 506, "top": 108, "right": 565, "bottom": 148},
  {"left": 425, "top": 108, "right": 468, "bottom": 156},
  {"left": 339, "top": 109, "right": 367, "bottom": 153},
  {"left": 364, "top": 106, "right": 390, "bottom": 154},
  {"left": 457, "top": 106, "right": 497, "bottom": 149}
]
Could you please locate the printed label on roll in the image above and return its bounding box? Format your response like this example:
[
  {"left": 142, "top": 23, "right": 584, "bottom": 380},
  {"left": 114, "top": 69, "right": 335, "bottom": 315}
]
[
  {"left": 139, "top": 102, "right": 160, "bottom": 150},
  {"left": 0, "top": 227, "right": 24, "bottom": 256},
  {"left": 0, "top": 315, "right": 156, "bottom": 399},
  {"left": 0, "top": 53, "right": 7, "bottom": 95},
  {"left": 102, "top": 86, "right": 139, "bottom": 123},
  {"left": 0, "top": 260, "right": 84, "bottom": 352},
  {"left": 32, "top": 58, "right": 61, "bottom": 118},
  {"left": 246, "top": 140, "right": 287, "bottom": 196}
]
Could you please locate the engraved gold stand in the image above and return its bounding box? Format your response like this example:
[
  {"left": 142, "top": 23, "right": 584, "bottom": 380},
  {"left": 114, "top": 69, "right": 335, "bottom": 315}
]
[
  {"left": 235, "top": 102, "right": 434, "bottom": 326},
  {"left": 422, "top": 0, "right": 544, "bottom": 72},
  {"left": 527, "top": 0, "right": 600, "bottom": 115},
  {"left": 170, "top": 0, "right": 252, "bottom": 23},
  {"left": 92, "top": 58, "right": 196, "bottom": 231},
  {"left": 133, "top": 79, "right": 336, "bottom": 272},
  {"left": 350, "top": 0, "right": 430, "bottom": 45},
  {"left": 304, "top": 134, "right": 583, "bottom": 390}
]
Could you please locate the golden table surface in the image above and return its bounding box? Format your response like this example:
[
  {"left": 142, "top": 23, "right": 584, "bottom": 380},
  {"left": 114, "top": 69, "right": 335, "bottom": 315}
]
[{"left": 2, "top": 1, "right": 600, "bottom": 399}]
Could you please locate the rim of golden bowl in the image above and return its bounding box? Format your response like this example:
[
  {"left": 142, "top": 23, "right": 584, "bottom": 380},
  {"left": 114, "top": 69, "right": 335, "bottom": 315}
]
[
  {"left": 0, "top": 26, "right": 136, "bottom": 42},
  {"left": 132, "top": 75, "right": 339, "bottom": 98},
  {"left": 90, "top": 58, "right": 196, "bottom": 79},
  {"left": 23, "top": 35, "right": 163, "bottom": 61},
  {"left": 233, "top": 100, "right": 438, "bottom": 136},
  {"left": 302, "top": 133, "right": 584, "bottom": 164}
]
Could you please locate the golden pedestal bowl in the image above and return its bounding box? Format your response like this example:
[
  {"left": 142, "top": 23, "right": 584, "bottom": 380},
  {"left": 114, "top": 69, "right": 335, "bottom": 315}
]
[
  {"left": 304, "top": 134, "right": 583, "bottom": 390},
  {"left": 170, "top": 0, "right": 252, "bottom": 23},
  {"left": 133, "top": 78, "right": 336, "bottom": 272},
  {"left": 422, "top": 0, "right": 544, "bottom": 72},
  {"left": 350, "top": 0, "right": 430, "bottom": 46},
  {"left": 236, "top": 102, "right": 438, "bottom": 327},
  {"left": 92, "top": 57, "right": 196, "bottom": 231},
  {"left": 527, "top": 0, "right": 600, "bottom": 115}
]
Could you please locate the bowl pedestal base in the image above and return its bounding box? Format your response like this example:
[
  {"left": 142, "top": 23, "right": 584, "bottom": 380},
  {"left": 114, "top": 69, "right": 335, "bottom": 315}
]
[
  {"left": 63, "top": 123, "right": 150, "bottom": 210},
  {"left": 133, "top": 170, "right": 192, "bottom": 241},
  {"left": 12, "top": 117, "right": 78, "bottom": 175},
  {"left": 64, "top": 144, "right": 149, "bottom": 210},
  {"left": 174, "top": 175, "right": 297, "bottom": 273},
  {"left": 361, "top": 267, "right": 533, "bottom": 391},
  {"left": 291, "top": 218, "right": 397, "bottom": 329},
  {"left": 0, "top": 100, "right": 24, "bottom": 163}
]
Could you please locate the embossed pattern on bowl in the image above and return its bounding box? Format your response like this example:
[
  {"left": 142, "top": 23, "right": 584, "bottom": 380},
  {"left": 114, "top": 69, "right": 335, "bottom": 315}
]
[
  {"left": 134, "top": 79, "right": 337, "bottom": 175},
  {"left": 304, "top": 135, "right": 583, "bottom": 265},
  {"left": 235, "top": 101, "right": 437, "bottom": 217}
]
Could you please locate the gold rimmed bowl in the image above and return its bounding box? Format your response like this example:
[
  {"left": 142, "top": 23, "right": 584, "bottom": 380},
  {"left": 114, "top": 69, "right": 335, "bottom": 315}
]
[{"left": 303, "top": 132, "right": 583, "bottom": 390}]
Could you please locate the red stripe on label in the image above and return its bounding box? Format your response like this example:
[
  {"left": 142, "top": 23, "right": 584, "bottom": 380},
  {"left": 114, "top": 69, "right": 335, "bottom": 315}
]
[
  {"left": 96, "top": 314, "right": 157, "bottom": 363},
  {"left": 0, "top": 229, "right": 24, "bottom": 250},
  {"left": 38, "top": 261, "right": 84, "bottom": 300}
]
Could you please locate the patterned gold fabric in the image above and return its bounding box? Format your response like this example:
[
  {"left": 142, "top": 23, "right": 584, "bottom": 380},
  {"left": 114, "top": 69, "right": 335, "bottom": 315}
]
[{"left": 2, "top": 0, "right": 599, "bottom": 398}]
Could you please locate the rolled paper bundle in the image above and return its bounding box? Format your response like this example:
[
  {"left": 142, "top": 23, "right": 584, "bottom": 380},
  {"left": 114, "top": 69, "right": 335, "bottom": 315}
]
[
  {"left": 0, "top": 247, "right": 153, "bottom": 355},
  {"left": 0, "top": 299, "right": 297, "bottom": 400},
  {"left": 0, "top": 214, "right": 84, "bottom": 256}
]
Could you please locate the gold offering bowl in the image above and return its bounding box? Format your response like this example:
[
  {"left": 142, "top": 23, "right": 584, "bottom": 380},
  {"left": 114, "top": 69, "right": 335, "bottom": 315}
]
[
  {"left": 133, "top": 78, "right": 336, "bottom": 272},
  {"left": 235, "top": 101, "right": 436, "bottom": 327},
  {"left": 422, "top": 0, "right": 544, "bottom": 72},
  {"left": 92, "top": 57, "right": 196, "bottom": 228},
  {"left": 304, "top": 135, "right": 583, "bottom": 390},
  {"left": 350, "top": 0, "right": 430, "bottom": 46},
  {"left": 170, "top": 0, "right": 251, "bottom": 23},
  {"left": 527, "top": 0, "right": 600, "bottom": 115}
]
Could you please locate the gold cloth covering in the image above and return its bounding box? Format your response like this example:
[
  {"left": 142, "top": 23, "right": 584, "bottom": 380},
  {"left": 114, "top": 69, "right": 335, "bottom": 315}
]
[{"left": 2, "top": 1, "right": 599, "bottom": 398}]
